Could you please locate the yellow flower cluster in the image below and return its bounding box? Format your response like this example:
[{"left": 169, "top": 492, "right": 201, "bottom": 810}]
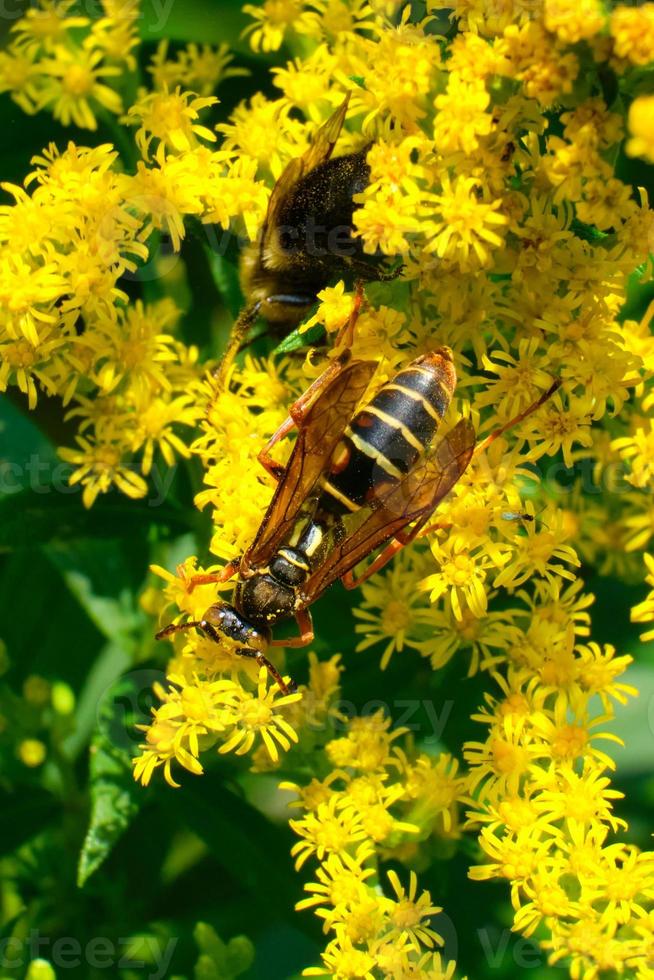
[
  {"left": 3, "top": 0, "right": 654, "bottom": 977},
  {"left": 280, "top": 683, "right": 466, "bottom": 978},
  {"left": 0, "top": 2, "right": 274, "bottom": 506},
  {"left": 133, "top": 663, "right": 301, "bottom": 787},
  {"left": 631, "top": 552, "right": 654, "bottom": 644},
  {"left": 0, "top": 0, "right": 136, "bottom": 128},
  {"left": 464, "top": 627, "right": 645, "bottom": 976}
]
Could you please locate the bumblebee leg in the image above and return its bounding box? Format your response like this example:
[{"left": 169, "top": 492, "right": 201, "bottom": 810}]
[
  {"left": 349, "top": 259, "right": 404, "bottom": 283},
  {"left": 235, "top": 647, "right": 296, "bottom": 695},
  {"left": 334, "top": 280, "right": 364, "bottom": 350},
  {"left": 257, "top": 351, "right": 352, "bottom": 479},
  {"left": 270, "top": 609, "right": 314, "bottom": 648},
  {"left": 183, "top": 559, "right": 241, "bottom": 593},
  {"left": 475, "top": 377, "right": 562, "bottom": 456},
  {"left": 213, "top": 302, "right": 262, "bottom": 392}
]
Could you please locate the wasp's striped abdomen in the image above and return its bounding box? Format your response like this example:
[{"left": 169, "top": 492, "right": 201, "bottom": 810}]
[{"left": 319, "top": 348, "right": 456, "bottom": 515}]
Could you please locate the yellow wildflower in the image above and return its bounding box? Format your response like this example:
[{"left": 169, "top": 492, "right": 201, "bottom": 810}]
[
  {"left": 38, "top": 44, "right": 122, "bottom": 129},
  {"left": 423, "top": 175, "right": 508, "bottom": 270},
  {"left": 543, "top": 0, "right": 606, "bottom": 44},
  {"left": 610, "top": 4, "right": 654, "bottom": 66},
  {"left": 125, "top": 87, "right": 217, "bottom": 159},
  {"left": 218, "top": 669, "right": 301, "bottom": 762},
  {"left": 242, "top": 0, "right": 309, "bottom": 52},
  {"left": 626, "top": 96, "right": 654, "bottom": 165},
  {"left": 434, "top": 73, "right": 492, "bottom": 155}
]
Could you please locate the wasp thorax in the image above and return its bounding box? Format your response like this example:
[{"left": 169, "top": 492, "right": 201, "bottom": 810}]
[{"left": 236, "top": 573, "right": 297, "bottom": 626}]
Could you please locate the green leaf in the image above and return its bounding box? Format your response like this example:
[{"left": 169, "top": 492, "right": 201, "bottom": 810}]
[
  {"left": 273, "top": 324, "right": 325, "bottom": 354},
  {"left": 45, "top": 540, "right": 145, "bottom": 652},
  {"left": 63, "top": 642, "right": 132, "bottom": 761},
  {"left": 165, "top": 779, "right": 301, "bottom": 921},
  {"left": 193, "top": 924, "right": 255, "bottom": 980},
  {"left": 570, "top": 218, "right": 609, "bottom": 244},
  {"left": 77, "top": 674, "right": 153, "bottom": 885},
  {"left": 204, "top": 246, "right": 243, "bottom": 320},
  {"left": 0, "top": 909, "right": 26, "bottom": 942},
  {"left": 0, "top": 394, "right": 55, "bottom": 462},
  {"left": 602, "top": 663, "right": 654, "bottom": 776},
  {"left": 0, "top": 488, "right": 188, "bottom": 552}
]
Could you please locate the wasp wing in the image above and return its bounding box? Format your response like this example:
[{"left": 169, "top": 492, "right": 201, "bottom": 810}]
[
  {"left": 263, "top": 95, "right": 350, "bottom": 234},
  {"left": 297, "top": 417, "right": 476, "bottom": 605},
  {"left": 245, "top": 357, "right": 377, "bottom": 565}
]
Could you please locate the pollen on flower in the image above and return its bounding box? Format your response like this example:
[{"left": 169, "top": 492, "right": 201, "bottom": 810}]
[
  {"left": 626, "top": 96, "right": 654, "bottom": 165},
  {"left": 2, "top": 2, "right": 653, "bottom": 976}
]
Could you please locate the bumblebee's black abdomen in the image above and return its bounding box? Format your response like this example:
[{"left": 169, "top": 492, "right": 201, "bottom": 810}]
[
  {"left": 278, "top": 149, "right": 371, "bottom": 260},
  {"left": 318, "top": 348, "right": 457, "bottom": 516}
]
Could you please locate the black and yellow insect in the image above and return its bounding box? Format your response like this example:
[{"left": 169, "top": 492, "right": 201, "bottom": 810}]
[
  {"left": 218, "top": 94, "right": 398, "bottom": 382},
  {"left": 156, "top": 348, "right": 475, "bottom": 692}
]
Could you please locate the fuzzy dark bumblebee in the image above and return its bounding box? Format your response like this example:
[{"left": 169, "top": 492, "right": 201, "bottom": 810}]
[{"left": 218, "top": 95, "right": 398, "bottom": 380}]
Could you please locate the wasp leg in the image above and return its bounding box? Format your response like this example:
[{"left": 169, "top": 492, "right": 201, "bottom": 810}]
[
  {"left": 213, "top": 302, "right": 262, "bottom": 392},
  {"left": 270, "top": 609, "right": 314, "bottom": 648},
  {"left": 341, "top": 518, "right": 452, "bottom": 590},
  {"left": 334, "top": 280, "right": 364, "bottom": 350},
  {"left": 257, "top": 415, "right": 296, "bottom": 481},
  {"left": 257, "top": 351, "right": 352, "bottom": 480},
  {"left": 183, "top": 558, "right": 241, "bottom": 593},
  {"left": 235, "top": 647, "right": 296, "bottom": 695},
  {"left": 475, "top": 378, "right": 562, "bottom": 456}
]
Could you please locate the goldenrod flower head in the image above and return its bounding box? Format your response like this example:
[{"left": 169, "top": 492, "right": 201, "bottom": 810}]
[
  {"left": 2, "top": 3, "right": 654, "bottom": 976},
  {"left": 218, "top": 668, "right": 301, "bottom": 761},
  {"left": 326, "top": 710, "right": 402, "bottom": 771},
  {"left": 626, "top": 95, "right": 654, "bottom": 166},
  {"left": 610, "top": 4, "right": 654, "bottom": 67},
  {"left": 149, "top": 40, "right": 248, "bottom": 95},
  {"left": 125, "top": 86, "right": 218, "bottom": 159},
  {"left": 544, "top": 0, "right": 606, "bottom": 44},
  {"left": 11, "top": 2, "right": 90, "bottom": 56},
  {"left": 38, "top": 44, "right": 123, "bottom": 130},
  {"left": 434, "top": 73, "right": 492, "bottom": 155},
  {"left": 423, "top": 175, "right": 509, "bottom": 270},
  {"left": 242, "top": 0, "right": 310, "bottom": 52},
  {"left": 133, "top": 669, "right": 299, "bottom": 786},
  {"left": 217, "top": 92, "right": 306, "bottom": 179},
  {"left": 272, "top": 47, "right": 336, "bottom": 113}
]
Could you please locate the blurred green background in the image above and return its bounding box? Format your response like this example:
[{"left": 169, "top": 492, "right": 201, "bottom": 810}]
[{"left": 1, "top": 1, "right": 654, "bottom": 978}]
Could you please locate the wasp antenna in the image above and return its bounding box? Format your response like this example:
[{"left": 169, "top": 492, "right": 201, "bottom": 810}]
[
  {"left": 155, "top": 620, "right": 203, "bottom": 641},
  {"left": 475, "top": 376, "right": 562, "bottom": 456}
]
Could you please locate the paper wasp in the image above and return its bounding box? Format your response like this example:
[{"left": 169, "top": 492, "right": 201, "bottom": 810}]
[
  {"left": 156, "top": 348, "right": 559, "bottom": 693},
  {"left": 217, "top": 94, "right": 398, "bottom": 383}
]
